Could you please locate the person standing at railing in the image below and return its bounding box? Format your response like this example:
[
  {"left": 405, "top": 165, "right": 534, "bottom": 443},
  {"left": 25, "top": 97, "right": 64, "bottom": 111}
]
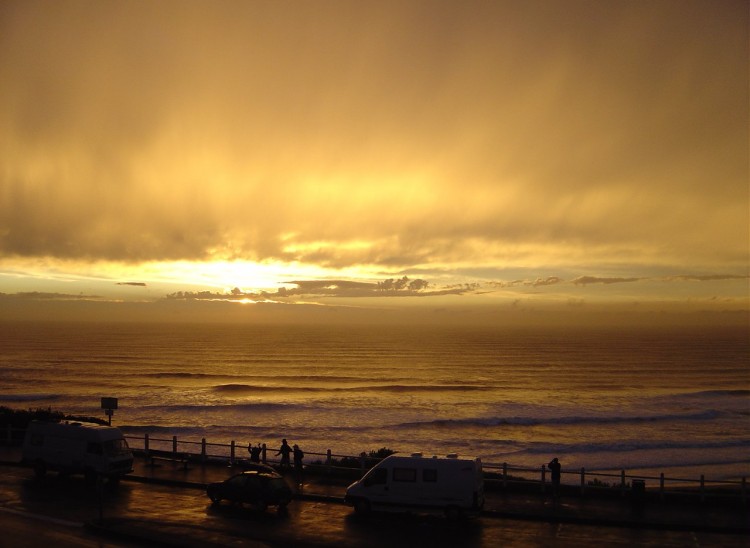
[
  {"left": 293, "top": 443, "right": 304, "bottom": 486},
  {"left": 276, "top": 438, "right": 292, "bottom": 470},
  {"left": 248, "top": 442, "right": 261, "bottom": 463},
  {"left": 548, "top": 457, "right": 562, "bottom": 501}
]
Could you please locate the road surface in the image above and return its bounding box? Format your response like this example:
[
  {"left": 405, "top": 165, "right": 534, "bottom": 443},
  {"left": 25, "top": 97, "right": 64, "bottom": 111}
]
[{"left": 0, "top": 466, "right": 745, "bottom": 547}]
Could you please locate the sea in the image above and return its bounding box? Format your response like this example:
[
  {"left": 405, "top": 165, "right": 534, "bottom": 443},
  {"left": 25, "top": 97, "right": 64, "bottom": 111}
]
[{"left": 2, "top": 321, "right": 748, "bottom": 482}]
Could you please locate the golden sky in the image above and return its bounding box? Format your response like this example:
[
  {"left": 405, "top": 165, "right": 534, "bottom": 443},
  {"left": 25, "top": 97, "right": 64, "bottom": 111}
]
[{"left": 0, "top": 1, "right": 747, "bottom": 325}]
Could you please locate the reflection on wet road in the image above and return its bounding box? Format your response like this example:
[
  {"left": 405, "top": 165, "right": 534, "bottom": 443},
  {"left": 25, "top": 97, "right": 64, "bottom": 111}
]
[{"left": 1, "top": 466, "right": 746, "bottom": 547}]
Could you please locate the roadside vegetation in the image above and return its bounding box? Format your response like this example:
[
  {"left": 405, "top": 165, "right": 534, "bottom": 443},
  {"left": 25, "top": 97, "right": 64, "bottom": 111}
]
[{"left": 0, "top": 407, "right": 106, "bottom": 444}]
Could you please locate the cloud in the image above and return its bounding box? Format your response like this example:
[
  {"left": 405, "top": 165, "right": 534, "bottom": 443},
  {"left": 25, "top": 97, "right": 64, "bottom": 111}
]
[
  {"left": 0, "top": 291, "right": 101, "bottom": 301},
  {"left": 662, "top": 275, "right": 749, "bottom": 282},
  {"left": 572, "top": 276, "right": 642, "bottom": 286},
  {"left": 165, "top": 276, "right": 468, "bottom": 301},
  {"left": 0, "top": 1, "right": 746, "bottom": 275},
  {"left": 116, "top": 282, "right": 147, "bottom": 287},
  {"left": 530, "top": 277, "right": 562, "bottom": 287}
]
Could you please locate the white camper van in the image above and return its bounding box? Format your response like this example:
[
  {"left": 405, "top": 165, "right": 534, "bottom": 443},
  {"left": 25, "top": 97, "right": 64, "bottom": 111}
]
[
  {"left": 22, "top": 420, "right": 133, "bottom": 482},
  {"left": 345, "top": 453, "right": 484, "bottom": 517}
]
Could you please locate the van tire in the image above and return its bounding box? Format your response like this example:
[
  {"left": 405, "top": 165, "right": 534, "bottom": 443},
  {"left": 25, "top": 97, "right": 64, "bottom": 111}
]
[
  {"left": 33, "top": 461, "right": 46, "bottom": 479},
  {"left": 354, "top": 499, "right": 371, "bottom": 515},
  {"left": 84, "top": 469, "right": 98, "bottom": 485}
]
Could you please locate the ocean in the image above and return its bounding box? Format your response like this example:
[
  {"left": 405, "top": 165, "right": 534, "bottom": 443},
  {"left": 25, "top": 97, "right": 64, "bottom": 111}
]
[{"left": 1, "top": 321, "right": 748, "bottom": 481}]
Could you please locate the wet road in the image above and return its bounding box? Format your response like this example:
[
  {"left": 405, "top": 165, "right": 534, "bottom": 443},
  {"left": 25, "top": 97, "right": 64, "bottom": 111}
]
[{"left": 0, "top": 466, "right": 745, "bottom": 547}]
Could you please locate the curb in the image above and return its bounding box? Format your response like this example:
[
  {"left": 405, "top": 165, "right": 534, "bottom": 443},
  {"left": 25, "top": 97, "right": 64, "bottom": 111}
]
[{"left": 121, "top": 473, "right": 749, "bottom": 535}]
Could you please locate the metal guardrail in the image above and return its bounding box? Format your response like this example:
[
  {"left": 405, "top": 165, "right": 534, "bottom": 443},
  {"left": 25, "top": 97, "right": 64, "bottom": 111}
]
[
  {"left": 121, "top": 432, "right": 747, "bottom": 504},
  {"left": 3, "top": 425, "right": 746, "bottom": 503}
]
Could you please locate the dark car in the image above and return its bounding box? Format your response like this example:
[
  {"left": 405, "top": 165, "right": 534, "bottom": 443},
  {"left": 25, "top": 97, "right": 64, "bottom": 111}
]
[{"left": 207, "top": 470, "right": 293, "bottom": 512}]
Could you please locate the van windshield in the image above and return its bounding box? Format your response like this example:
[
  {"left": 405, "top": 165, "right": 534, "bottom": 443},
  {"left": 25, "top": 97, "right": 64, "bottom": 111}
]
[
  {"left": 363, "top": 467, "right": 387, "bottom": 487},
  {"left": 103, "top": 438, "right": 130, "bottom": 456}
]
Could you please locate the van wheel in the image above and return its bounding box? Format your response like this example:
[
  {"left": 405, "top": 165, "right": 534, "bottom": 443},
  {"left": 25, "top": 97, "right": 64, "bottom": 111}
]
[
  {"left": 354, "top": 499, "right": 371, "bottom": 515},
  {"left": 33, "top": 461, "right": 46, "bottom": 479},
  {"left": 84, "top": 469, "right": 98, "bottom": 485},
  {"left": 445, "top": 506, "right": 462, "bottom": 521}
]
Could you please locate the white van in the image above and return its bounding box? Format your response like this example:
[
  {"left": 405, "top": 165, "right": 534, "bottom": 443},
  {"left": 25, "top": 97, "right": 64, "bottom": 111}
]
[
  {"left": 22, "top": 420, "right": 133, "bottom": 482},
  {"left": 345, "top": 453, "right": 484, "bottom": 517}
]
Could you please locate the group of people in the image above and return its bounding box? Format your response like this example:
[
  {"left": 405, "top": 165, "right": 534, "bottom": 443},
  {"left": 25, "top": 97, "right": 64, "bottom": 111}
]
[
  {"left": 247, "top": 438, "right": 305, "bottom": 485},
  {"left": 250, "top": 440, "right": 560, "bottom": 495}
]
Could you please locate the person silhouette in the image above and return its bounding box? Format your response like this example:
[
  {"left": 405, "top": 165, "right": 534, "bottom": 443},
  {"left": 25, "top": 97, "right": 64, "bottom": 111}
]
[
  {"left": 249, "top": 443, "right": 261, "bottom": 463},
  {"left": 293, "top": 444, "right": 304, "bottom": 485},
  {"left": 548, "top": 457, "right": 561, "bottom": 500},
  {"left": 276, "top": 439, "right": 292, "bottom": 470}
]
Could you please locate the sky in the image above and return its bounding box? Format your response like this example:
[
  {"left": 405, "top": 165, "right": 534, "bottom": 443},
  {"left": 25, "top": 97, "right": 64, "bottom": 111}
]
[{"left": 0, "top": 0, "right": 748, "bottom": 326}]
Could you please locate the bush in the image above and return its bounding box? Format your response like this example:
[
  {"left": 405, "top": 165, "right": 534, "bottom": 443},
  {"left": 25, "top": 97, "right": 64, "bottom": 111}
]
[
  {"left": 0, "top": 406, "right": 107, "bottom": 428},
  {"left": 313, "top": 447, "right": 396, "bottom": 469}
]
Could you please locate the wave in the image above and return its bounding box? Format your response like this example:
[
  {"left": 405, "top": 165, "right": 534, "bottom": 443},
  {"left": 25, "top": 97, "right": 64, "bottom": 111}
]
[
  {"left": 119, "top": 425, "right": 208, "bottom": 434},
  {"left": 214, "top": 384, "right": 287, "bottom": 392},
  {"left": 213, "top": 383, "right": 490, "bottom": 393},
  {"left": 144, "top": 372, "right": 221, "bottom": 379},
  {"left": 394, "top": 410, "right": 726, "bottom": 429},
  {"left": 677, "top": 389, "right": 750, "bottom": 398},
  {"left": 144, "top": 372, "right": 397, "bottom": 384},
  {"left": 0, "top": 393, "right": 61, "bottom": 402},
  {"left": 516, "top": 438, "right": 750, "bottom": 455},
  {"left": 141, "top": 402, "right": 309, "bottom": 412}
]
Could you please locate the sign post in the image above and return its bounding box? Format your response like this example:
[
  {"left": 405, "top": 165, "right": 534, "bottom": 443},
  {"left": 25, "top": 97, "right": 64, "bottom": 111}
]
[{"left": 101, "top": 397, "right": 118, "bottom": 426}]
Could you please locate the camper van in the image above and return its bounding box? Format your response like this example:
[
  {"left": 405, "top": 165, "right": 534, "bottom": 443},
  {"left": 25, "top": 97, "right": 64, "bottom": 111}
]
[
  {"left": 22, "top": 420, "right": 133, "bottom": 482},
  {"left": 345, "top": 453, "right": 484, "bottom": 517}
]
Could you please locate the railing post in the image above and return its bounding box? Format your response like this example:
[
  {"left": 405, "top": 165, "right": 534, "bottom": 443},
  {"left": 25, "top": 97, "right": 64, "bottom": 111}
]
[
  {"left": 230, "top": 440, "right": 236, "bottom": 466},
  {"left": 502, "top": 463, "right": 508, "bottom": 489},
  {"left": 742, "top": 476, "right": 746, "bottom": 504},
  {"left": 620, "top": 470, "right": 626, "bottom": 497},
  {"left": 700, "top": 474, "right": 705, "bottom": 503},
  {"left": 580, "top": 467, "right": 585, "bottom": 496},
  {"left": 327, "top": 449, "right": 332, "bottom": 474},
  {"left": 360, "top": 452, "right": 366, "bottom": 474},
  {"left": 144, "top": 433, "right": 150, "bottom": 453},
  {"left": 541, "top": 465, "right": 546, "bottom": 494},
  {"left": 201, "top": 438, "right": 207, "bottom": 462},
  {"left": 6, "top": 424, "right": 11, "bottom": 445},
  {"left": 660, "top": 473, "right": 665, "bottom": 502},
  {"left": 261, "top": 443, "right": 267, "bottom": 464},
  {"left": 172, "top": 435, "right": 178, "bottom": 454}
]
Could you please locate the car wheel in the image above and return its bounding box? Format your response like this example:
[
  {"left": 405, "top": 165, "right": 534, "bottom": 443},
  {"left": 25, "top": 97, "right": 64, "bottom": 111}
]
[
  {"left": 208, "top": 490, "right": 222, "bottom": 504},
  {"left": 354, "top": 499, "right": 371, "bottom": 515},
  {"left": 445, "top": 506, "right": 462, "bottom": 521},
  {"left": 256, "top": 499, "right": 268, "bottom": 512}
]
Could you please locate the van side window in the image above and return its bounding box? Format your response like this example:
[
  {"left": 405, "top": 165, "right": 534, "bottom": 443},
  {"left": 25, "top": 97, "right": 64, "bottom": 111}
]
[
  {"left": 364, "top": 467, "right": 387, "bottom": 487},
  {"left": 423, "top": 468, "right": 438, "bottom": 482},
  {"left": 87, "top": 442, "right": 103, "bottom": 455},
  {"left": 393, "top": 467, "right": 417, "bottom": 482}
]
